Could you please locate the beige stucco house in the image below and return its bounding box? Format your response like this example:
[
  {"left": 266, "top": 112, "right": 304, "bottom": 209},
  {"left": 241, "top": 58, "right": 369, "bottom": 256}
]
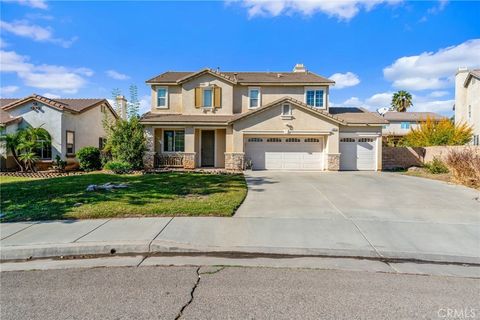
[
  {"left": 455, "top": 68, "right": 480, "bottom": 145},
  {"left": 0, "top": 94, "right": 117, "bottom": 171},
  {"left": 140, "top": 65, "right": 387, "bottom": 171}
]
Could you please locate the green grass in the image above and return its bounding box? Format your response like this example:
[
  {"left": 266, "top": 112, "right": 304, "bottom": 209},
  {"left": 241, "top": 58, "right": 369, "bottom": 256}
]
[{"left": 0, "top": 172, "right": 247, "bottom": 222}]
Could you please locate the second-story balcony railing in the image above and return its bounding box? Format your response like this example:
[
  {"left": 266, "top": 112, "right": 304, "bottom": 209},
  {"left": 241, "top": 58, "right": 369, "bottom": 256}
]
[{"left": 154, "top": 153, "right": 184, "bottom": 168}]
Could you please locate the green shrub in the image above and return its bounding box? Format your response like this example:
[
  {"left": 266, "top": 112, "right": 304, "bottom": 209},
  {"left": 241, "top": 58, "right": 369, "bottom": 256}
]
[
  {"left": 52, "top": 155, "right": 67, "bottom": 172},
  {"left": 104, "top": 160, "right": 132, "bottom": 174},
  {"left": 424, "top": 157, "right": 449, "bottom": 174},
  {"left": 76, "top": 146, "right": 102, "bottom": 171}
]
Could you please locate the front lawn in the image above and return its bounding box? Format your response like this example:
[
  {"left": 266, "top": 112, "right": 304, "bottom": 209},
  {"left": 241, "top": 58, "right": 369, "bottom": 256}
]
[{"left": 0, "top": 172, "right": 247, "bottom": 222}]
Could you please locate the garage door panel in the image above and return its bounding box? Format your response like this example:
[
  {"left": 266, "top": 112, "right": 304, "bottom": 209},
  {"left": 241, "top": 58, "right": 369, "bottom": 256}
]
[
  {"left": 245, "top": 137, "right": 324, "bottom": 171},
  {"left": 340, "top": 137, "right": 376, "bottom": 171}
]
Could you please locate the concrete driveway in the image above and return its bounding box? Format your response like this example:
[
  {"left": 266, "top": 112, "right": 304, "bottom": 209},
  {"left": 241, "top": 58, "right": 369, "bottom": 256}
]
[{"left": 235, "top": 171, "right": 480, "bottom": 224}]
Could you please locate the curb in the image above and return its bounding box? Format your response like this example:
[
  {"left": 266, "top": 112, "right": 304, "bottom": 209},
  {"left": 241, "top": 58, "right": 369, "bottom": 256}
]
[{"left": 2, "top": 241, "right": 479, "bottom": 265}]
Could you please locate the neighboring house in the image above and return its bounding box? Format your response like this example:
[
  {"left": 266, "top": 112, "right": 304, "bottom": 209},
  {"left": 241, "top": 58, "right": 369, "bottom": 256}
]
[
  {"left": 0, "top": 94, "right": 117, "bottom": 171},
  {"left": 455, "top": 68, "right": 480, "bottom": 145},
  {"left": 140, "top": 65, "right": 387, "bottom": 171},
  {"left": 382, "top": 111, "right": 446, "bottom": 138}
]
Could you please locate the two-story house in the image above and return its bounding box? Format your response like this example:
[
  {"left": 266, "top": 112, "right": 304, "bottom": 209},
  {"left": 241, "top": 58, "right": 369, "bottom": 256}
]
[
  {"left": 140, "top": 65, "right": 387, "bottom": 171},
  {"left": 382, "top": 111, "right": 446, "bottom": 145},
  {"left": 455, "top": 68, "right": 480, "bottom": 145}
]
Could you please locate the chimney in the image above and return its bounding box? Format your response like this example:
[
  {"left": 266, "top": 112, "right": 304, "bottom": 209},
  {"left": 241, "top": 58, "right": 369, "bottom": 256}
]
[
  {"left": 293, "top": 63, "right": 307, "bottom": 73},
  {"left": 115, "top": 95, "right": 128, "bottom": 120}
]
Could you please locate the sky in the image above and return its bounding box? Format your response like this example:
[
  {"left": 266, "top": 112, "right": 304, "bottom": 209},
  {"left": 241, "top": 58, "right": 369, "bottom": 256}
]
[{"left": 1, "top": 0, "right": 479, "bottom": 116}]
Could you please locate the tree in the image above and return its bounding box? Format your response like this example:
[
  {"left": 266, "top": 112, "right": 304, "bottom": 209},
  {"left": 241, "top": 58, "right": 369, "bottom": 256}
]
[
  {"left": 103, "top": 116, "right": 146, "bottom": 169},
  {"left": 391, "top": 90, "right": 413, "bottom": 112},
  {"left": 1, "top": 130, "right": 25, "bottom": 171},
  {"left": 16, "top": 126, "right": 51, "bottom": 172},
  {"left": 401, "top": 117, "right": 473, "bottom": 147},
  {"left": 111, "top": 85, "right": 141, "bottom": 120}
]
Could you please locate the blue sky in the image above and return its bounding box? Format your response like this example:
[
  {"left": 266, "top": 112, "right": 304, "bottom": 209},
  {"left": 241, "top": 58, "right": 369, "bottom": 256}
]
[{"left": 1, "top": 0, "right": 479, "bottom": 115}]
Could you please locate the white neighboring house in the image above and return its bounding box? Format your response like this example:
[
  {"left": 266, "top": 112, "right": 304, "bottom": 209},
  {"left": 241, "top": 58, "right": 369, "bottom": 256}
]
[
  {"left": 455, "top": 68, "right": 480, "bottom": 145},
  {"left": 0, "top": 94, "right": 117, "bottom": 171},
  {"left": 382, "top": 111, "right": 447, "bottom": 137}
]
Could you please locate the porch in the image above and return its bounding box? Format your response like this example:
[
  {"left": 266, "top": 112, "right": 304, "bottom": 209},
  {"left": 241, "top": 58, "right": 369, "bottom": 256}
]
[{"left": 144, "top": 126, "right": 244, "bottom": 171}]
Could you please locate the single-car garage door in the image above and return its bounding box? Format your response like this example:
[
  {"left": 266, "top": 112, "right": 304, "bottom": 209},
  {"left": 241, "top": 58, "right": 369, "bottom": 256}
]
[
  {"left": 245, "top": 137, "right": 324, "bottom": 170},
  {"left": 339, "top": 136, "right": 377, "bottom": 171}
]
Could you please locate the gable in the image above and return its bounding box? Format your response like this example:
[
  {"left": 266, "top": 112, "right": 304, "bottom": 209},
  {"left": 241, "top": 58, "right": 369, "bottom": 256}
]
[{"left": 233, "top": 103, "right": 339, "bottom": 132}]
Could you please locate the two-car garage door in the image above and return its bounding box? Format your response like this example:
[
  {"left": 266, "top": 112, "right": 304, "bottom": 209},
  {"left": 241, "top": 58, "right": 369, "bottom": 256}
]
[{"left": 245, "top": 137, "right": 324, "bottom": 170}]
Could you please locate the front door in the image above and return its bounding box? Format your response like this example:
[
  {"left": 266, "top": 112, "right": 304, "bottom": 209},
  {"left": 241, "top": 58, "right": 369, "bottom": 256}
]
[{"left": 201, "top": 130, "right": 215, "bottom": 167}]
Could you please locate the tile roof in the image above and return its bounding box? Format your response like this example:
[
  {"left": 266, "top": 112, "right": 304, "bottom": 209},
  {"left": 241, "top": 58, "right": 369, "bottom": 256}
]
[
  {"left": 1, "top": 94, "right": 117, "bottom": 117},
  {"left": 140, "top": 113, "right": 236, "bottom": 124},
  {"left": 146, "top": 69, "right": 334, "bottom": 85},
  {"left": 329, "top": 107, "right": 388, "bottom": 125},
  {"left": 0, "top": 108, "right": 22, "bottom": 125},
  {"left": 383, "top": 112, "right": 446, "bottom": 122}
]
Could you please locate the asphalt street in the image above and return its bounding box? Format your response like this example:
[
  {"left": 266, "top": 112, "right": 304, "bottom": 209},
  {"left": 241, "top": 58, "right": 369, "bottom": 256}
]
[{"left": 1, "top": 265, "right": 479, "bottom": 320}]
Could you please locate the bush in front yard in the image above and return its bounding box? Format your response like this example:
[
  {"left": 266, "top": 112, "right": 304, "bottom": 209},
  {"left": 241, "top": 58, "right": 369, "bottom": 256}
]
[
  {"left": 401, "top": 118, "right": 473, "bottom": 147},
  {"left": 445, "top": 149, "right": 480, "bottom": 188},
  {"left": 423, "top": 157, "right": 449, "bottom": 174},
  {"left": 77, "top": 146, "right": 102, "bottom": 171},
  {"left": 104, "top": 160, "right": 132, "bottom": 174}
]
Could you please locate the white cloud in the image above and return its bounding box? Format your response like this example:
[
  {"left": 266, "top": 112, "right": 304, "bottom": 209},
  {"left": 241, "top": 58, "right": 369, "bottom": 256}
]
[
  {"left": 383, "top": 39, "right": 480, "bottom": 90},
  {"left": 6, "top": 0, "right": 48, "bottom": 9},
  {"left": 239, "top": 0, "right": 401, "bottom": 20},
  {"left": 42, "top": 92, "right": 61, "bottom": 99},
  {"left": 428, "top": 90, "right": 449, "bottom": 98},
  {"left": 106, "top": 70, "right": 130, "bottom": 80},
  {"left": 0, "top": 50, "right": 93, "bottom": 93},
  {"left": 413, "top": 99, "right": 454, "bottom": 114},
  {"left": 365, "top": 92, "right": 392, "bottom": 107},
  {"left": 342, "top": 97, "right": 363, "bottom": 106},
  {"left": 329, "top": 72, "right": 360, "bottom": 89},
  {"left": 0, "top": 20, "right": 78, "bottom": 48},
  {"left": 0, "top": 85, "right": 20, "bottom": 96},
  {"left": 139, "top": 95, "right": 150, "bottom": 115}
]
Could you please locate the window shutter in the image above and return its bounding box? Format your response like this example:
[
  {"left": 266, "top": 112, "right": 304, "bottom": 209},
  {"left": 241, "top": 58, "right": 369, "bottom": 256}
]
[
  {"left": 195, "top": 87, "right": 202, "bottom": 108},
  {"left": 214, "top": 86, "right": 222, "bottom": 108}
]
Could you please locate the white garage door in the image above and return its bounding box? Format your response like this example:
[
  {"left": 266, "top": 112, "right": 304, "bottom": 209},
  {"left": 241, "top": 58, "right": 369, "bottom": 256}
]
[
  {"left": 339, "top": 137, "right": 376, "bottom": 171},
  {"left": 245, "top": 137, "right": 324, "bottom": 170}
]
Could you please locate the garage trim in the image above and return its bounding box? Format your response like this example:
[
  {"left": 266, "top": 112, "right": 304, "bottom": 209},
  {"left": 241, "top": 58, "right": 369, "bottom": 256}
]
[{"left": 339, "top": 133, "right": 380, "bottom": 171}]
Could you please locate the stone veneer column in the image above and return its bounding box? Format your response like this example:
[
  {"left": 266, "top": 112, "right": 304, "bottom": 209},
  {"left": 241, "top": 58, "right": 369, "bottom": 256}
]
[
  {"left": 225, "top": 152, "right": 245, "bottom": 171},
  {"left": 183, "top": 152, "right": 196, "bottom": 170},
  {"left": 143, "top": 126, "right": 155, "bottom": 169},
  {"left": 327, "top": 153, "right": 340, "bottom": 171}
]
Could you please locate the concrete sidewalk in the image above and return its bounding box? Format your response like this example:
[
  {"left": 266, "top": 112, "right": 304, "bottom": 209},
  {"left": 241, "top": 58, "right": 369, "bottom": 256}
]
[{"left": 1, "top": 216, "right": 479, "bottom": 264}]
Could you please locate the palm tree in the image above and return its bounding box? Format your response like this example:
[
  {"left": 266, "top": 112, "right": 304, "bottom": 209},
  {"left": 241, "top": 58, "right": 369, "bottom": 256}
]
[
  {"left": 391, "top": 90, "right": 413, "bottom": 112},
  {"left": 0, "top": 130, "right": 25, "bottom": 171}
]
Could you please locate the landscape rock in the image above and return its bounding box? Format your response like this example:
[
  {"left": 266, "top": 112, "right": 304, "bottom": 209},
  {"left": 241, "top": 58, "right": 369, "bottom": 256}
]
[{"left": 86, "top": 183, "right": 129, "bottom": 191}]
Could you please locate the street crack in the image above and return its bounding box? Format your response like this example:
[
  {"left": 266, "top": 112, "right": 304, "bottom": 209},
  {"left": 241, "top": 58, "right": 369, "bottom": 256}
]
[{"left": 175, "top": 267, "right": 201, "bottom": 320}]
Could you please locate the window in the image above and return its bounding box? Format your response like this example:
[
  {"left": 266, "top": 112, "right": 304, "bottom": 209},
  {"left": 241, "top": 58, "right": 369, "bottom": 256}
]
[
  {"left": 0, "top": 126, "right": 5, "bottom": 136},
  {"left": 286, "top": 138, "right": 300, "bottom": 142},
  {"left": 305, "top": 88, "right": 324, "bottom": 108},
  {"left": 99, "top": 137, "right": 107, "bottom": 150},
  {"left": 157, "top": 87, "right": 168, "bottom": 108},
  {"left": 248, "top": 88, "right": 260, "bottom": 109},
  {"left": 163, "top": 130, "right": 185, "bottom": 152},
  {"left": 35, "top": 140, "right": 52, "bottom": 160},
  {"left": 340, "top": 138, "right": 355, "bottom": 142},
  {"left": 282, "top": 104, "right": 292, "bottom": 116},
  {"left": 474, "top": 135, "right": 479, "bottom": 146},
  {"left": 305, "top": 138, "right": 320, "bottom": 142},
  {"left": 247, "top": 138, "right": 263, "bottom": 142},
  {"left": 359, "top": 138, "right": 375, "bottom": 142},
  {"left": 400, "top": 122, "right": 410, "bottom": 129},
  {"left": 468, "top": 105, "right": 472, "bottom": 119},
  {"left": 66, "top": 131, "right": 75, "bottom": 155},
  {"left": 203, "top": 88, "right": 213, "bottom": 107},
  {"left": 266, "top": 137, "right": 282, "bottom": 142},
  {"left": 101, "top": 105, "right": 106, "bottom": 114}
]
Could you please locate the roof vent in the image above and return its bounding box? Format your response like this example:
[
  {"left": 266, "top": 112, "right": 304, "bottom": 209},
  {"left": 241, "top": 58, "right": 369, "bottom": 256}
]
[
  {"left": 277, "top": 73, "right": 282, "bottom": 78},
  {"left": 293, "top": 63, "right": 307, "bottom": 73}
]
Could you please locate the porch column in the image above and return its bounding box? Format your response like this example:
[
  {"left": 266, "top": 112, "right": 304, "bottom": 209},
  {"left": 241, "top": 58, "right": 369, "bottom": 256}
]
[
  {"left": 183, "top": 126, "right": 196, "bottom": 170},
  {"left": 326, "top": 131, "right": 340, "bottom": 171},
  {"left": 224, "top": 126, "right": 244, "bottom": 171},
  {"left": 143, "top": 125, "right": 155, "bottom": 169}
]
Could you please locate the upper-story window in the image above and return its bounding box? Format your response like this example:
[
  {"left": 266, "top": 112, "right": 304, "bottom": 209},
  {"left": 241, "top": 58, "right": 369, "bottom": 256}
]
[
  {"left": 400, "top": 122, "right": 410, "bottom": 129},
  {"left": 282, "top": 104, "right": 292, "bottom": 116},
  {"left": 203, "top": 88, "right": 213, "bottom": 107},
  {"left": 468, "top": 105, "right": 472, "bottom": 119},
  {"left": 248, "top": 87, "right": 261, "bottom": 109},
  {"left": 157, "top": 87, "right": 168, "bottom": 108},
  {"left": 305, "top": 88, "right": 324, "bottom": 108}
]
